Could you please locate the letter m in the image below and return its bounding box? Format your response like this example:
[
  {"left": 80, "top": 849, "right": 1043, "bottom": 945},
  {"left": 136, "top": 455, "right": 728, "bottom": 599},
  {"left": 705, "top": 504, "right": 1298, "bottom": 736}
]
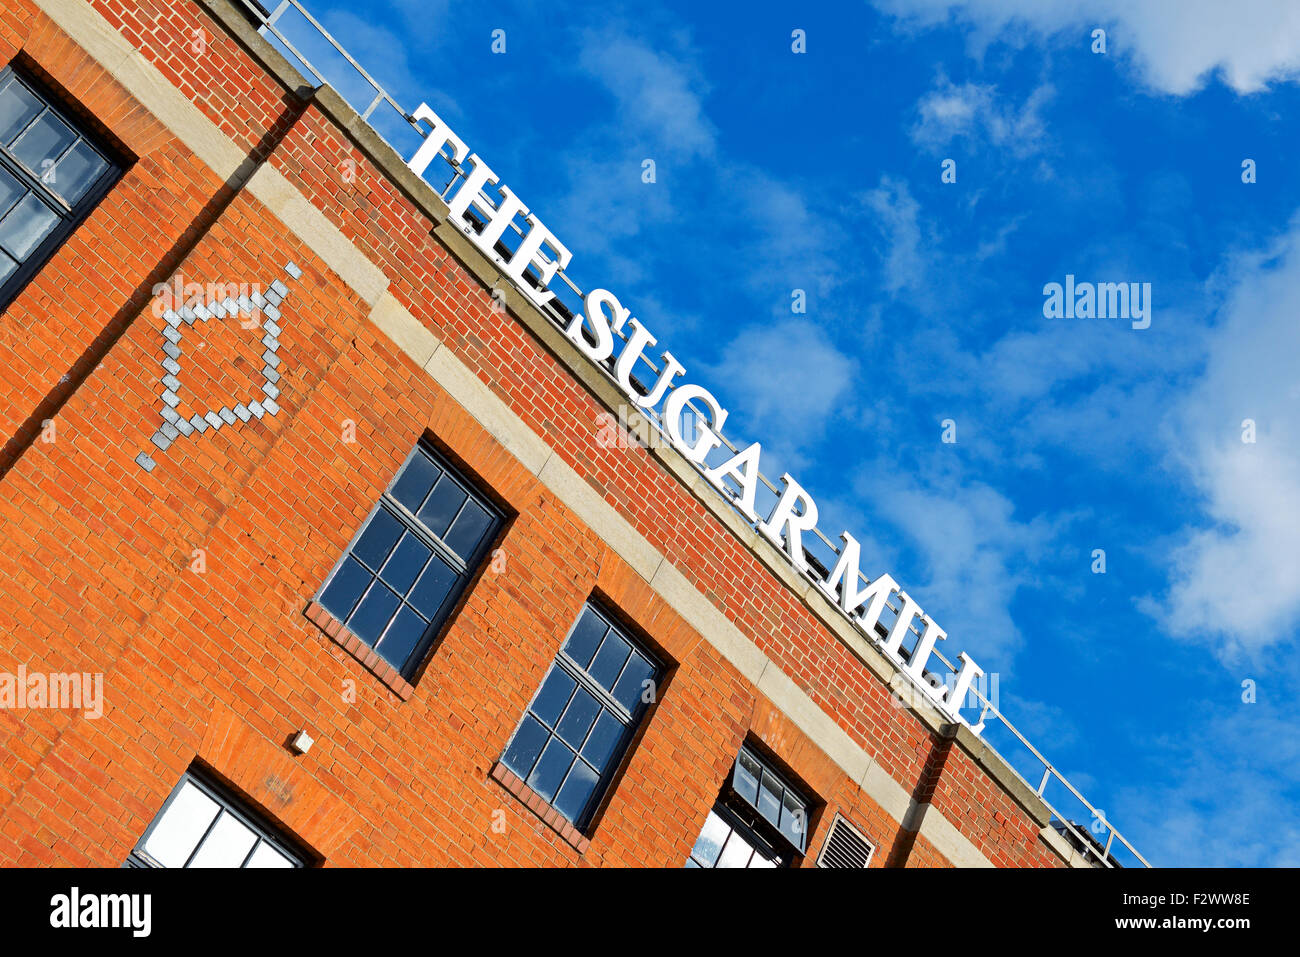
[
  {"left": 1098, "top": 282, "right": 1129, "bottom": 318},
  {"left": 101, "top": 895, "right": 130, "bottom": 927},
  {"left": 818, "top": 533, "right": 898, "bottom": 632},
  {"left": 50, "top": 673, "right": 78, "bottom": 709}
]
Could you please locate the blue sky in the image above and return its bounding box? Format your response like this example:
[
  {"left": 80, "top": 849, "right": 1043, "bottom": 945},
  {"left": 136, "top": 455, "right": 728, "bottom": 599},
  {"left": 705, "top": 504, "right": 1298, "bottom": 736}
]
[{"left": 270, "top": 0, "right": 1300, "bottom": 866}]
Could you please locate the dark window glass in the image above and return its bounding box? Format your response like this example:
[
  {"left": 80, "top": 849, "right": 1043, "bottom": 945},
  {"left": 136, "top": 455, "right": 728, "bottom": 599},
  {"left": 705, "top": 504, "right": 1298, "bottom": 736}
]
[
  {"left": 0, "top": 193, "right": 57, "bottom": 258},
  {"left": 500, "top": 604, "right": 661, "bottom": 830},
  {"left": 318, "top": 556, "right": 371, "bottom": 621},
  {"left": 730, "top": 748, "right": 809, "bottom": 852},
  {"left": 734, "top": 748, "right": 761, "bottom": 805},
  {"left": 0, "top": 69, "right": 120, "bottom": 310},
  {"left": 532, "top": 668, "right": 577, "bottom": 727},
  {"left": 0, "top": 167, "right": 24, "bottom": 216},
  {"left": 417, "top": 475, "right": 465, "bottom": 539},
  {"left": 50, "top": 140, "right": 109, "bottom": 204},
  {"left": 381, "top": 534, "right": 431, "bottom": 593},
  {"left": 563, "top": 610, "right": 607, "bottom": 669},
  {"left": 127, "top": 769, "right": 309, "bottom": 869},
  {"left": 12, "top": 111, "right": 75, "bottom": 173},
  {"left": 390, "top": 451, "right": 441, "bottom": 512},
  {"left": 503, "top": 716, "right": 549, "bottom": 773},
  {"left": 353, "top": 508, "right": 403, "bottom": 569},
  {"left": 349, "top": 582, "right": 401, "bottom": 645},
  {"left": 554, "top": 760, "right": 600, "bottom": 821},
  {"left": 529, "top": 739, "right": 574, "bottom": 802},
  {"left": 581, "top": 712, "right": 624, "bottom": 768},
  {"left": 612, "top": 651, "right": 655, "bottom": 712},
  {"left": 588, "top": 631, "right": 631, "bottom": 689},
  {"left": 317, "top": 443, "right": 502, "bottom": 679},
  {"left": 0, "top": 81, "right": 42, "bottom": 144},
  {"left": 408, "top": 555, "right": 458, "bottom": 619},
  {"left": 444, "top": 499, "right": 492, "bottom": 557}
]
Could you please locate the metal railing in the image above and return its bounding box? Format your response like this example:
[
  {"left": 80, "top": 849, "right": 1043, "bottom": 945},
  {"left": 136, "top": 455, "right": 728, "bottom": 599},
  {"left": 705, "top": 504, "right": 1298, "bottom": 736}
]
[{"left": 235, "top": 0, "right": 1150, "bottom": 869}]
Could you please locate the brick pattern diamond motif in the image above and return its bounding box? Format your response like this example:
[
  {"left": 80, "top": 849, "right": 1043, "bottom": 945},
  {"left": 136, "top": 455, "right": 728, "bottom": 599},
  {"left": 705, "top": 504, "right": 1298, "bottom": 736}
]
[{"left": 135, "top": 262, "right": 301, "bottom": 471}]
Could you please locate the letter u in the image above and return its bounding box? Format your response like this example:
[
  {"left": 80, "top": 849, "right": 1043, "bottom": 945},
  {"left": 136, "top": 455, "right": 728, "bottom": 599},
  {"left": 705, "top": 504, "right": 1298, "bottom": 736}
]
[{"left": 615, "top": 318, "right": 685, "bottom": 408}]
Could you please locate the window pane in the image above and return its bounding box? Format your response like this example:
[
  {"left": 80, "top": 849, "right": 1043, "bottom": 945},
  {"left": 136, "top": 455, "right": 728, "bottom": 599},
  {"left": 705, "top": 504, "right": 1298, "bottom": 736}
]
[
  {"left": 379, "top": 532, "right": 431, "bottom": 594},
  {"left": 391, "top": 450, "right": 441, "bottom": 514},
  {"left": 553, "top": 759, "right": 599, "bottom": 822},
  {"left": 780, "top": 789, "right": 806, "bottom": 848},
  {"left": 502, "top": 716, "right": 549, "bottom": 780},
  {"left": 759, "top": 769, "right": 785, "bottom": 821},
  {"left": 47, "top": 140, "right": 108, "bottom": 205},
  {"left": 555, "top": 688, "right": 600, "bottom": 750},
  {"left": 758, "top": 771, "right": 783, "bottom": 826},
  {"left": 443, "top": 499, "right": 492, "bottom": 559},
  {"left": 530, "top": 666, "right": 576, "bottom": 727},
  {"left": 352, "top": 507, "right": 403, "bottom": 571},
  {"left": 689, "top": 810, "right": 730, "bottom": 867},
  {"left": 11, "top": 110, "right": 75, "bottom": 175},
  {"left": 527, "top": 738, "right": 576, "bottom": 803},
  {"left": 346, "top": 581, "right": 400, "bottom": 646},
  {"left": 0, "top": 166, "right": 23, "bottom": 218},
  {"left": 0, "top": 192, "right": 58, "bottom": 260},
  {"left": 0, "top": 253, "right": 14, "bottom": 286},
  {"left": 0, "top": 80, "right": 41, "bottom": 145},
  {"left": 580, "top": 710, "right": 624, "bottom": 771},
  {"left": 135, "top": 774, "right": 306, "bottom": 869},
  {"left": 588, "top": 630, "right": 631, "bottom": 692},
  {"left": 188, "top": 812, "right": 257, "bottom": 868},
  {"left": 612, "top": 651, "right": 655, "bottom": 712},
  {"left": 319, "top": 556, "right": 372, "bottom": 623},
  {"left": 408, "top": 553, "right": 458, "bottom": 619},
  {"left": 734, "top": 749, "right": 761, "bottom": 805},
  {"left": 716, "top": 831, "right": 756, "bottom": 868},
  {"left": 417, "top": 474, "right": 467, "bottom": 537},
  {"left": 142, "top": 782, "right": 218, "bottom": 868},
  {"left": 246, "top": 843, "right": 294, "bottom": 868},
  {"left": 562, "top": 608, "right": 607, "bottom": 669},
  {"left": 375, "top": 604, "right": 427, "bottom": 672}
]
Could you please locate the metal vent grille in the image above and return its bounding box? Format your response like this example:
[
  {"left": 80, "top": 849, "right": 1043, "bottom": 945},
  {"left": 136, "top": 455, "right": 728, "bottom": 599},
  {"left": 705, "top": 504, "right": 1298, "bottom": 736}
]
[{"left": 817, "top": 816, "right": 874, "bottom": 868}]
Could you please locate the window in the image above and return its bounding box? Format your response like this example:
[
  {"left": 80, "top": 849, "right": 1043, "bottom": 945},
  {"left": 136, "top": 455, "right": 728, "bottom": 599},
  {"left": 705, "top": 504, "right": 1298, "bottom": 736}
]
[
  {"left": 128, "top": 770, "right": 310, "bottom": 868},
  {"left": 687, "top": 804, "right": 782, "bottom": 868},
  {"left": 686, "top": 745, "right": 811, "bottom": 868},
  {"left": 0, "top": 68, "right": 119, "bottom": 309},
  {"left": 317, "top": 442, "right": 503, "bottom": 679},
  {"left": 501, "top": 603, "right": 660, "bottom": 830}
]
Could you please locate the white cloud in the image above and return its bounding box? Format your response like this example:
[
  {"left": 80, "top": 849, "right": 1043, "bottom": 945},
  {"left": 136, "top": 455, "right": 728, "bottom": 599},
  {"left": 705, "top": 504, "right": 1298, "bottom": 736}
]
[
  {"left": 700, "top": 320, "right": 857, "bottom": 471},
  {"left": 551, "top": 26, "right": 849, "bottom": 340},
  {"left": 721, "top": 166, "right": 848, "bottom": 304},
  {"left": 912, "top": 79, "right": 1053, "bottom": 156},
  {"left": 850, "top": 470, "right": 1063, "bottom": 662},
  {"left": 861, "top": 176, "right": 927, "bottom": 295},
  {"left": 576, "top": 26, "right": 716, "bottom": 160},
  {"left": 875, "top": 0, "right": 1300, "bottom": 95},
  {"left": 1148, "top": 219, "right": 1300, "bottom": 661}
]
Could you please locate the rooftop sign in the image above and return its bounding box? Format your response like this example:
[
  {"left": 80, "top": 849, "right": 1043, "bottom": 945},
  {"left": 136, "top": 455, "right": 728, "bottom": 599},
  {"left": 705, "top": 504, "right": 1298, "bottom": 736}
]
[{"left": 405, "top": 105, "right": 986, "bottom": 733}]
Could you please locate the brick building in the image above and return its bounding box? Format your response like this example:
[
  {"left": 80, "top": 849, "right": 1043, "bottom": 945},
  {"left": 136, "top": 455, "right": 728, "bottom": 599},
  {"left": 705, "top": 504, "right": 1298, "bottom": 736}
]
[{"left": 0, "top": 0, "right": 1128, "bottom": 868}]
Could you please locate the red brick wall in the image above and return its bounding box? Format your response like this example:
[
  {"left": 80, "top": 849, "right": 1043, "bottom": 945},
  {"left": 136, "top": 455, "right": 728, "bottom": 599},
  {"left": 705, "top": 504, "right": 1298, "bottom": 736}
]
[{"left": 0, "top": 0, "right": 1064, "bottom": 867}]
